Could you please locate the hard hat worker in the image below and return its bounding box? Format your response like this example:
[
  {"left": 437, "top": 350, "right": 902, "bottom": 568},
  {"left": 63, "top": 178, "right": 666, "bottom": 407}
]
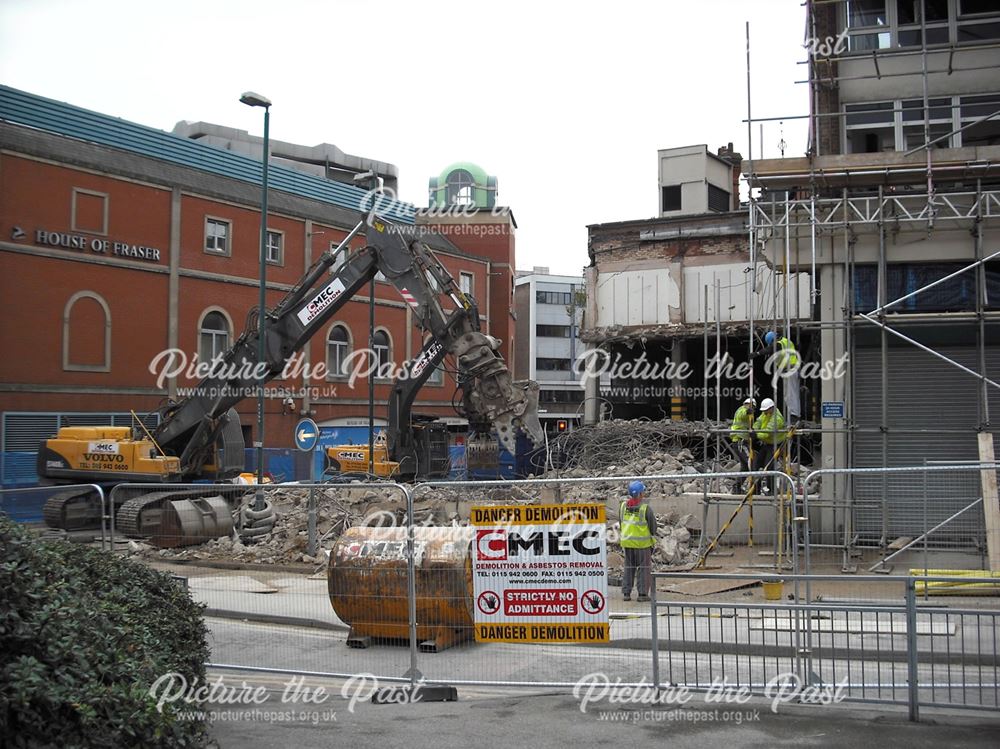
[
  {"left": 619, "top": 480, "right": 657, "bottom": 602},
  {"left": 751, "top": 398, "right": 788, "bottom": 494},
  {"left": 753, "top": 330, "right": 801, "bottom": 422},
  {"left": 727, "top": 396, "right": 756, "bottom": 493}
]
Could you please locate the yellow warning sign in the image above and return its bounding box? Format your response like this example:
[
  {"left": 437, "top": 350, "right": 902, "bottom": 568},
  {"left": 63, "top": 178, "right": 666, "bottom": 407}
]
[
  {"left": 475, "top": 622, "right": 610, "bottom": 643},
  {"left": 470, "top": 503, "right": 605, "bottom": 526}
]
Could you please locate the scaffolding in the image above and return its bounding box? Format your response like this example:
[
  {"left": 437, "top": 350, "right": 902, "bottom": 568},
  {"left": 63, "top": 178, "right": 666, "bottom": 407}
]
[{"left": 738, "top": 0, "right": 1000, "bottom": 566}]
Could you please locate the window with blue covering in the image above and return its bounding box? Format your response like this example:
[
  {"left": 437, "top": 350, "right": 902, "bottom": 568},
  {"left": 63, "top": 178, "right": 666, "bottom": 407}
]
[{"left": 853, "top": 262, "right": 1000, "bottom": 313}]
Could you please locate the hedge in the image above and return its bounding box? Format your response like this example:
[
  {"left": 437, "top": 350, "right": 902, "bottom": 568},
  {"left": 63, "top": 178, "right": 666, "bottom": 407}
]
[{"left": 0, "top": 513, "right": 210, "bottom": 747}]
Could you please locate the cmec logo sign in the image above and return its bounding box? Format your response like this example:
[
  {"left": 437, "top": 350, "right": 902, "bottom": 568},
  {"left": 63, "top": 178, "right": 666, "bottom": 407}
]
[{"left": 475, "top": 528, "right": 601, "bottom": 561}]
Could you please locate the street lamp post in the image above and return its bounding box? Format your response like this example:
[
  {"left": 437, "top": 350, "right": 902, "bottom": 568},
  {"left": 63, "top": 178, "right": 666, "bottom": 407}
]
[{"left": 240, "top": 91, "right": 271, "bottom": 510}]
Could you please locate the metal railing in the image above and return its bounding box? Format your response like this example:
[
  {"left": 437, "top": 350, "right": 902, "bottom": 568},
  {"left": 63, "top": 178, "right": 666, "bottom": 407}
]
[
  {"left": 11, "top": 469, "right": 1000, "bottom": 720},
  {"left": 649, "top": 571, "right": 1000, "bottom": 721},
  {"left": 0, "top": 483, "right": 108, "bottom": 549},
  {"left": 800, "top": 463, "right": 999, "bottom": 572}
]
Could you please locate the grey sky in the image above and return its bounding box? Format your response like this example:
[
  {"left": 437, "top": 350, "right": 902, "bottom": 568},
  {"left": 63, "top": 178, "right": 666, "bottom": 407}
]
[{"left": 0, "top": 0, "right": 809, "bottom": 275}]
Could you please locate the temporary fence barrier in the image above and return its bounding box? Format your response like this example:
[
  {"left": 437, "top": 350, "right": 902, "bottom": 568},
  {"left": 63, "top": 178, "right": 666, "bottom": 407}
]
[
  {"left": 0, "top": 483, "right": 108, "bottom": 548},
  {"left": 800, "top": 463, "right": 1000, "bottom": 572},
  {"left": 650, "top": 571, "right": 1000, "bottom": 721},
  {"left": 7, "top": 469, "right": 1000, "bottom": 721}
]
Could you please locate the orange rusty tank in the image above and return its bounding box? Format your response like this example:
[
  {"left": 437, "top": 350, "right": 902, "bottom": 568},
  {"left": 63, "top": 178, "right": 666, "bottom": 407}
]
[{"left": 328, "top": 526, "right": 474, "bottom": 652}]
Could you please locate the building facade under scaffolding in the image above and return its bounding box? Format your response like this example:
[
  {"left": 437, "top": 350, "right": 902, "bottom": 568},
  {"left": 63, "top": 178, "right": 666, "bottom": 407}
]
[
  {"left": 582, "top": 144, "right": 811, "bottom": 424},
  {"left": 742, "top": 0, "right": 1000, "bottom": 556}
]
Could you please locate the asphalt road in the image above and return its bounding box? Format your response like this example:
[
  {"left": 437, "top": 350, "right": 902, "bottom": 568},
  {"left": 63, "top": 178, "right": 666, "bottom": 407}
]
[{"left": 200, "top": 668, "right": 1000, "bottom": 749}]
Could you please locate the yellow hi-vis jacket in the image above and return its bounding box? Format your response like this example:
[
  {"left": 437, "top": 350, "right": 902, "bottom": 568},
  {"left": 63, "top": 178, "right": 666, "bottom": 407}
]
[
  {"left": 619, "top": 501, "right": 655, "bottom": 549},
  {"left": 730, "top": 405, "right": 754, "bottom": 443},
  {"left": 753, "top": 408, "right": 788, "bottom": 445},
  {"left": 774, "top": 337, "right": 799, "bottom": 371}
]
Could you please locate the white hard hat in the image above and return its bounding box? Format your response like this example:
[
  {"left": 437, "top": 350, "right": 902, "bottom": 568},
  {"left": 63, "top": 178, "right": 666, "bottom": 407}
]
[
  {"left": 760, "top": 398, "right": 775, "bottom": 410},
  {"left": 743, "top": 397, "right": 756, "bottom": 406}
]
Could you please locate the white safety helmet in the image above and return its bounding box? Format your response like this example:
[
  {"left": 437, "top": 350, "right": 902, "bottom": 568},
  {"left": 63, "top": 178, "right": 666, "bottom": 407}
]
[
  {"left": 760, "top": 398, "right": 775, "bottom": 411},
  {"left": 743, "top": 397, "right": 756, "bottom": 407}
]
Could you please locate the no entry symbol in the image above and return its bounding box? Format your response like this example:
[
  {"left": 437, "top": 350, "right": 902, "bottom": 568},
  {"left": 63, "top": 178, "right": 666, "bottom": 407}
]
[
  {"left": 581, "top": 590, "right": 605, "bottom": 614},
  {"left": 477, "top": 590, "right": 501, "bottom": 615}
]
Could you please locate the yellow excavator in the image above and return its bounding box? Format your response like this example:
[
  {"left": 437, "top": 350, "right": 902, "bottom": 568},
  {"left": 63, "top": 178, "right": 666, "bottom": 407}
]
[{"left": 37, "top": 210, "right": 543, "bottom": 545}]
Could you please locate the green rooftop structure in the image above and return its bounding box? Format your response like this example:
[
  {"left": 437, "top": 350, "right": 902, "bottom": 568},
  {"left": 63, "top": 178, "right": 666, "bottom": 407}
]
[{"left": 428, "top": 162, "right": 497, "bottom": 209}]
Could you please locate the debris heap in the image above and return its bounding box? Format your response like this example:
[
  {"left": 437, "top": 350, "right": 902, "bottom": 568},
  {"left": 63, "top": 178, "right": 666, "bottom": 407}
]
[{"left": 132, "top": 419, "right": 814, "bottom": 570}]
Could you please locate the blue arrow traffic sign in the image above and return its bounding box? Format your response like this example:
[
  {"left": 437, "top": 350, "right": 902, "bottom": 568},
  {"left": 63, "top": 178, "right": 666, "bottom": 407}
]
[{"left": 294, "top": 417, "right": 320, "bottom": 452}]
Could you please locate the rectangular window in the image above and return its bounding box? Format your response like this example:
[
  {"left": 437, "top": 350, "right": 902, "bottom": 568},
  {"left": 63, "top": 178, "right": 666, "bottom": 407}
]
[
  {"left": 847, "top": 0, "right": 887, "bottom": 28},
  {"left": 71, "top": 188, "right": 108, "bottom": 235},
  {"left": 958, "top": 0, "right": 1000, "bottom": 42},
  {"left": 538, "top": 389, "right": 584, "bottom": 404},
  {"left": 960, "top": 93, "right": 1000, "bottom": 147},
  {"left": 901, "top": 97, "right": 956, "bottom": 149},
  {"left": 535, "top": 290, "right": 572, "bottom": 305},
  {"left": 427, "top": 362, "right": 444, "bottom": 385},
  {"left": 661, "top": 185, "right": 682, "bottom": 212},
  {"left": 205, "top": 218, "right": 231, "bottom": 255},
  {"left": 266, "top": 230, "right": 283, "bottom": 265},
  {"left": 896, "top": 0, "right": 949, "bottom": 46},
  {"left": 536, "top": 324, "right": 571, "bottom": 338},
  {"left": 707, "top": 184, "right": 730, "bottom": 213},
  {"left": 460, "top": 272, "right": 474, "bottom": 296},
  {"left": 845, "top": 0, "right": 890, "bottom": 50},
  {"left": 844, "top": 101, "right": 896, "bottom": 153},
  {"left": 853, "top": 263, "right": 1000, "bottom": 313},
  {"left": 329, "top": 241, "right": 349, "bottom": 274},
  {"left": 536, "top": 358, "right": 571, "bottom": 371}
]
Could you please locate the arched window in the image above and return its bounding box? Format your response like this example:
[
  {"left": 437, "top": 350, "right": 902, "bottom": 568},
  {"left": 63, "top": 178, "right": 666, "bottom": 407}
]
[
  {"left": 326, "top": 324, "right": 351, "bottom": 377},
  {"left": 199, "top": 310, "right": 231, "bottom": 363},
  {"left": 373, "top": 329, "right": 391, "bottom": 378},
  {"left": 446, "top": 169, "right": 475, "bottom": 207},
  {"left": 63, "top": 291, "right": 111, "bottom": 372}
]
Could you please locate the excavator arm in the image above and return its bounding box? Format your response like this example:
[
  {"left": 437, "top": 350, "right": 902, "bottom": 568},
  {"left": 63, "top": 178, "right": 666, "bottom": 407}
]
[
  {"left": 153, "top": 212, "right": 541, "bottom": 477},
  {"left": 366, "top": 216, "right": 543, "bottom": 459}
]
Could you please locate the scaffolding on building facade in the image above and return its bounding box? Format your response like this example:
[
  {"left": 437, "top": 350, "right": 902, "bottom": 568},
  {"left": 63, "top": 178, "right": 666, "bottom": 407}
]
[{"left": 728, "top": 0, "right": 1000, "bottom": 567}]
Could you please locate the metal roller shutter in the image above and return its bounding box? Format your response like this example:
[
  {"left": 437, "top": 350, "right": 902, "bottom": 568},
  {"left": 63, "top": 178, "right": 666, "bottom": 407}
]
[{"left": 854, "top": 344, "right": 1000, "bottom": 547}]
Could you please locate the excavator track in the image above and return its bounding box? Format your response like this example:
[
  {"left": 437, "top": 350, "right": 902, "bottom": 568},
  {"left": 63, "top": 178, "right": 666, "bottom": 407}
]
[{"left": 43, "top": 488, "right": 103, "bottom": 531}]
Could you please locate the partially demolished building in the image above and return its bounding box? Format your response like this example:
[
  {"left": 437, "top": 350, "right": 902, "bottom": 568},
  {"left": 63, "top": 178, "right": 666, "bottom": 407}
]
[{"left": 583, "top": 0, "right": 1000, "bottom": 558}]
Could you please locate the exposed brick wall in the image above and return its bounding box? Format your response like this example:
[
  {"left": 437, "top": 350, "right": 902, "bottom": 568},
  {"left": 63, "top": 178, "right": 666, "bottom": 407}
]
[
  {"left": 589, "top": 216, "right": 748, "bottom": 267},
  {"left": 810, "top": 0, "right": 841, "bottom": 156}
]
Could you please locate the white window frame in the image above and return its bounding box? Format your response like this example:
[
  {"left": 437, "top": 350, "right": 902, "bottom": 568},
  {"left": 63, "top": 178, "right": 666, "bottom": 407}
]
[
  {"left": 373, "top": 328, "right": 392, "bottom": 380},
  {"left": 329, "top": 240, "right": 349, "bottom": 274},
  {"left": 843, "top": 95, "right": 969, "bottom": 153},
  {"left": 205, "top": 217, "right": 231, "bottom": 256},
  {"left": 326, "top": 323, "right": 352, "bottom": 379},
  {"left": 198, "top": 308, "right": 232, "bottom": 363},
  {"left": 459, "top": 272, "right": 474, "bottom": 296},
  {"left": 840, "top": 0, "right": 1000, "bottom": 52},
  {"left": 265, "top": 229, "right": 284, "bottom": 266}
]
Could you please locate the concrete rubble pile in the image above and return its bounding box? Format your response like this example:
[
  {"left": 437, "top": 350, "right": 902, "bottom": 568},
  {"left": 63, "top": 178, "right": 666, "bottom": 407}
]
[
  {"left": 133, "top": 485, "right": 449, "bottom": 566},
  {"left": 132, "top": 419, "right": 813, "bottom": 569}
]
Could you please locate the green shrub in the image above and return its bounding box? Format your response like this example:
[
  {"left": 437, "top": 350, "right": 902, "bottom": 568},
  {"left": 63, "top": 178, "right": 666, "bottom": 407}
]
[{"left": 0, "top": 513, "right": 210, "bottom": 747}]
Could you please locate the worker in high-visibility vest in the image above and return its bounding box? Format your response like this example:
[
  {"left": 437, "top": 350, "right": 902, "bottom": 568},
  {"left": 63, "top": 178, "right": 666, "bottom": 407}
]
[
  {"left": 751, "top": 398, "right": 788, "bottom": 493},
  {"left": 766, "top": 330, "right": 801, "bottom": 421},
  {"left": 755, "top": 330, "right": 801, "bottom": 421},
  {"left": 728, "top": 396, "right": 756, "bottom": 493},
  {"left": 619, "top": 480, "right": 657, "bottom": 602}
]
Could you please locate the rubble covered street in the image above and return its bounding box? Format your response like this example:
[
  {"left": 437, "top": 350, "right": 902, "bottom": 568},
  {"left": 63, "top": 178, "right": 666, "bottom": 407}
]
[{"left": 131, "top": 419, "right": 817, "bottom": 574}]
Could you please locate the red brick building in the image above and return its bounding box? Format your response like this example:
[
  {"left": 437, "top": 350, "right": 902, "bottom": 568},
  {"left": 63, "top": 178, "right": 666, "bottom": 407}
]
[{"left": 0, "top": 87, "right": 518, "bottom": 481}]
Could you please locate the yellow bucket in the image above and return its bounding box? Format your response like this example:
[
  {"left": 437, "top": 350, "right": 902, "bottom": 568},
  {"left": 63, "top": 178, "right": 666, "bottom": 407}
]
[{"left": 761, "top": 578, "right": 784, "bottom": 601}]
